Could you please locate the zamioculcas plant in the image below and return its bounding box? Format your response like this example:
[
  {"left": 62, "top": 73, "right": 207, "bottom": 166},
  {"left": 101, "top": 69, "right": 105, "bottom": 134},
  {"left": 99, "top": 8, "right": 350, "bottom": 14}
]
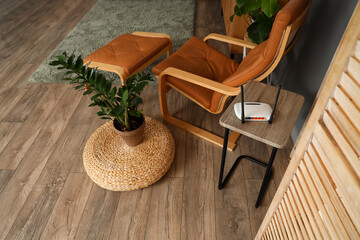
[
  {"left": 231, "top": 0, "right": 281, "bottom": 44},
  {"left": 50, "top": 52, "right": 154, "bottom": 145}
]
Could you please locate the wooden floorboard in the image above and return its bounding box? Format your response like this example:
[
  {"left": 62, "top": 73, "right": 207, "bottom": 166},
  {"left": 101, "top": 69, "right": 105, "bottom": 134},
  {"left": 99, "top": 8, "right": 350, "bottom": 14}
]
[
  {"left": 0, "top": 0, "right": 292, "bottom": 239},
  {"left": 74, "top": 185, "right": 120, "bottom": 240},
  {"left": 0, "top": 84, "right": 69, "bottom": 169},
  {"left": 40, "top": 172, "right": 93, "bottom": 240}
]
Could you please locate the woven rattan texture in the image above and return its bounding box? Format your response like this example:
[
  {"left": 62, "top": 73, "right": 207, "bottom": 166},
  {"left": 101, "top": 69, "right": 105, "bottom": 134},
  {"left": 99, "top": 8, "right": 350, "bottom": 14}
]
[{"left": 83, "top": 116, "right": 175, "bottom": 191}]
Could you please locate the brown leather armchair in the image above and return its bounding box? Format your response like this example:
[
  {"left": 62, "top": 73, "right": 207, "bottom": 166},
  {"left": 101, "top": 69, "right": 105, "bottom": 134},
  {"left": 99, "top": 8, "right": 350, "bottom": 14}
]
[{"left": 152, "top": 0, "right": 311, "bottom": 150}]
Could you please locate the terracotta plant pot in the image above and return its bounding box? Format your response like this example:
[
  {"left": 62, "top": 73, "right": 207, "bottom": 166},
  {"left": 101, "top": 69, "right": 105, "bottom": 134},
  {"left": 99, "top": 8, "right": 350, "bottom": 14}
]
[{"left": 113, "top": 116, "right": 145, "bottom": 147}]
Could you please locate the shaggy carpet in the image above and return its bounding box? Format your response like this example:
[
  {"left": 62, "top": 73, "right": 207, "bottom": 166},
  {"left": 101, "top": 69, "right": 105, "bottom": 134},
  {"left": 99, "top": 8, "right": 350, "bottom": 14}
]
[{"left": 29, "top": 0, "right": 195, "bottom": 83}]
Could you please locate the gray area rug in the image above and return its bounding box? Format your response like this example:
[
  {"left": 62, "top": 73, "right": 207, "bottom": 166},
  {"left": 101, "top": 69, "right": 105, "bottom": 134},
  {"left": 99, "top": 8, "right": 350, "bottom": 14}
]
[{"left": 29, "top": 0, "right": 195, "bottom": 83}]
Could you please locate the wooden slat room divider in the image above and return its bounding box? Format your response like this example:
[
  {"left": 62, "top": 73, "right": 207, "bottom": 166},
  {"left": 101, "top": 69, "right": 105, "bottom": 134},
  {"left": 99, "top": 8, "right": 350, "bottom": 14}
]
[{"left": 255, "top": 2, "right": 360, "bottom": 239}]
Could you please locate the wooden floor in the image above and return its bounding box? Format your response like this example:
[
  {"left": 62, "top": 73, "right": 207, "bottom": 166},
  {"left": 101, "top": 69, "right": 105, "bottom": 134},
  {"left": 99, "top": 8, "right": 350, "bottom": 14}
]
[{"left": 0, "top": 0, "right": 292, "bottom": 239}]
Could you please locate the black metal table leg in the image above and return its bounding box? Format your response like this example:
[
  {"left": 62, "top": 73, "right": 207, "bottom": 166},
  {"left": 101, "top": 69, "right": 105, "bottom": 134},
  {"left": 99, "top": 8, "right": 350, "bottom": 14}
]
[
  {"left": 218, "top": 128, "right": 230, "bottom": 189},
  {"left": 255, "top": 147, "right": 278, "bottom": 208},
  {"left": 218, "top": 128, "right": 279, "bottom": 208}
]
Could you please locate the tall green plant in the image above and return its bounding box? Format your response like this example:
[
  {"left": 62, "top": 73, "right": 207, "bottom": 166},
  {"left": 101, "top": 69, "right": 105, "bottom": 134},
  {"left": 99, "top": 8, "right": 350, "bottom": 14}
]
[
  {"left": 230, "top": 0, "right": 280, "bottom": 44},
  {"left": 49, "top": 52, "right": 153, "bottom": 131}
]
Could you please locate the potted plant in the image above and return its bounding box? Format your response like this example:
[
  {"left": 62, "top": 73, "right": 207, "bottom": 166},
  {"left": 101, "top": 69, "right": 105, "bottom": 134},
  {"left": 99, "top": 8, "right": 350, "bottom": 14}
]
[
  {"left": 50, "top": 52, "right": 154, "bottom": 146},
  {"left": 231, "top": 0, "right": 281, "bottom": 44}
]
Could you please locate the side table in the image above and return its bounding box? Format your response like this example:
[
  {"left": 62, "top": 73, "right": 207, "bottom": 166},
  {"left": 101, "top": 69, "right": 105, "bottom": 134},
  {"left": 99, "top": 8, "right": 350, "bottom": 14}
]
[
  {"left": 83, "top": 116, "right": 175, "bottom": 191},
  {"left": 219, "top": 81, "right": 304, "bottom": 208}
]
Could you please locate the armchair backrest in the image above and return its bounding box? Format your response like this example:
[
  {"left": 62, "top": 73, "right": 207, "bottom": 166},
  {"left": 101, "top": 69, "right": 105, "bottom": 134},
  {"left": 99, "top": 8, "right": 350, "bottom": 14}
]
[{"left": 222, "top": 0, "right": 311, "bottom": 87}]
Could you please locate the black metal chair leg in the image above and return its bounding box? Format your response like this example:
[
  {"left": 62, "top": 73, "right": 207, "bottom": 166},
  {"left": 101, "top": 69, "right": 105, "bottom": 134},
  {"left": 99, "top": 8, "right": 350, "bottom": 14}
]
[{"left": 255, "top": 147, "right": 278, "bottom": 208}]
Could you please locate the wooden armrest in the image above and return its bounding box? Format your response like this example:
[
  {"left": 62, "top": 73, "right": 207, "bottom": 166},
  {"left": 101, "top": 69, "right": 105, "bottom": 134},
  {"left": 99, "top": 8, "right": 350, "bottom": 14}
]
[
  {"left": 132, "top": 31, "right": 171, "bottom": 40},
  {"left": 159, "top": 67, "right": 241, "bottom": 96},
  {"left": 203, "top": 33, "right": 257, "bottom": 49}
]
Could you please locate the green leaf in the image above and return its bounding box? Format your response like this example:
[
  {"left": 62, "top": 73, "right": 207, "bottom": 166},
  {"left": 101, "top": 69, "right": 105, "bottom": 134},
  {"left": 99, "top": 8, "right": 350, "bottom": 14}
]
[
  {"left": 67, "top": 54, "right": 75, "bottom": 68},
  {"left": 133, "top": 81, "right": 148, "bottom": 94},
  {"left": 243, "top": 0, "right": 261, "bottom": 11},
  {"left": 88, "top": 68, "right": 95, "bottom": 83},
  {"left": 100, "top": 117, "right": 111, "bottom": 120},
  {"left": 247, "top": 12, "right": 273, "bottom": 44},
  {"left": 89, "top": 102, "right": 97, "bottom": 107},
  {"left": 117, "top": 88, "right": 124, "bottom": 98},
  {"left": 262, "top": 0, "right": 280, "bottom": 18},
  {"left": 132, "top": 97, "right": 143, "bottom": 108},
  {"left": 231, "top": 5, "right": 245, "bottom": 19},
  {"left": 105, "top": 81, "right": 112, "bottom": 94},
  {"left": 83, "top": 89, "right": 93, "bottom": 95},
  {"left": 91, "top": 93, "right": 101, "bottom": 100},
  {"left": 74, "top": 85, "right": 84, "bottom": 90},
  {"left": 110, "top": 87, "right": 116, "bottom": 100},
  {"left": 49, "top": 61, "right": 60, "bottom": 66},
  {"left": 121, "top": 90, "right": 129, "bottom": 108},
  {"left": 58, "top": 54, "right": 67, "bottom": 64},
  {"left": 236, "top": 0, "right": 248, "bottom": 8},
  {"left": 75, "top": 56, "right": 84, "bottom": 71},
  {"left": 70, "top": 79, "right": 79, "bottom": 84}
]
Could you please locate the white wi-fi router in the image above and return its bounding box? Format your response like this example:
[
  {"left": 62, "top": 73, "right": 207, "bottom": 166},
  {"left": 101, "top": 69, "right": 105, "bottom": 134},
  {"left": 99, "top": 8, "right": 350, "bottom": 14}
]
[{"left": 234, "top": 102, "right": 273, "bottom": 121}]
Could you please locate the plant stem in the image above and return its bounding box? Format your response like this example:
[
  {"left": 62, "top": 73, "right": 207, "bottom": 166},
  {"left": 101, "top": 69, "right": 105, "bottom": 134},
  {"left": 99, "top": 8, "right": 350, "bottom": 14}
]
[{"left": 124, "top": 109, "right": 130, "bottom": 130}]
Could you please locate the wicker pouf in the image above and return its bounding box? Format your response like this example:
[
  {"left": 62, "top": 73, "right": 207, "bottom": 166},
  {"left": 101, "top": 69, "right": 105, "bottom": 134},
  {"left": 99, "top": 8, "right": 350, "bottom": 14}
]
[{"left": 83, "top": 116, "right": 175, "bottom": 191}]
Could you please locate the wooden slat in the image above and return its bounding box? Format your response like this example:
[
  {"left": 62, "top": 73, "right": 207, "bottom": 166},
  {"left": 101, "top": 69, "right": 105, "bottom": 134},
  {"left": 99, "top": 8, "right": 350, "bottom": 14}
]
[
  {"left": 256, "top": 3, "right": 360, "bottom": 239},
  {"left": 272, "top": 212, "right": 284, "bottom": 240},
  {"left": 286, "top": 187, "right": 309, "bottom": 240},
  {"left": 268, "top": 225, "right": 275, "bottom": 240},
  {"left": 292, "top": 179, "right": 322, "bottom": 239},
  {"left": 327, "top": 99, "right": 360, "bottom": 155},
  {"left": 340, "top": 73, "right": 360, "bottom": 108},
  {"left": 300, "top": 160, "right": 346, "bottom": 239},
  {"left": 278, "top": 201, "right": 294, "bottom": 239},
  {"left": 280, "top": 201, "right": 298, "bottom": 240},
  {"left": 347, "top": 57, "right": 360, "bottom": 84},
  {"left": 265, "top": 229, "right": 271, "bottom": 240},
  {"left": 275, "top": 211, "right": 287, "bottom": 240},
  {"left": 354, "top": 40, "right": 360, "bottom": 61},
  {"left": 289, "top": 182, "right": 316, "bottom": 240},
  {"left": 270, "top": 218, "right": 282, "bottom": 239},
  {"left": 323, "top": 110, "right": 360, "bottom": 175},
  {"left": 283, "top": 193, "right": 303, "bottom": 239},
  {"left": 294, "top": 173, "right": 330, "bottom": 239},
  {"left": 308, "top": 144, "right": 360, "bottom": 236},
  {"left": 299, "top": 162, "right": 341, "bottom": 239},
  {"left": 270, "top": 219, "right": 280, "bottom": 240},
  {"left": 333, "top": 86, "right": 360, "bottom": 132},
  {"left": 313, "top": 125, "right": 360, "bottom": 215}
]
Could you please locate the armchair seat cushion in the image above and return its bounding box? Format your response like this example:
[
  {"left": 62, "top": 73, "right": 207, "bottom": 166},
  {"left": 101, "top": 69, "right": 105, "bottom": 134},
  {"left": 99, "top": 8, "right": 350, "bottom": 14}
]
[{"left": 153, "top": 37, "right": 238, "bottom": 111}]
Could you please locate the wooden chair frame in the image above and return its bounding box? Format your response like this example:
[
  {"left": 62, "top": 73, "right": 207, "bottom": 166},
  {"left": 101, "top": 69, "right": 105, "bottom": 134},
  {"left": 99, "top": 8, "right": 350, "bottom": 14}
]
[
  {"left": 158, "top": 28, "right": 292, "bottom": 151},
  {"left": 157, "top": 3, "right": 310, "bottom": 150},
  {"left": 85, "top": 31, "right": 172, "bottom": 83}
]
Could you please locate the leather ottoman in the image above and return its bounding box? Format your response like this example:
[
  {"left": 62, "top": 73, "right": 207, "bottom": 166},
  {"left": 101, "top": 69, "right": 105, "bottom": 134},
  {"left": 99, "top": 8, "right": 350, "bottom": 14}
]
[{"left": 84, "top": 32, "right": 172, "bottom": 83}]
